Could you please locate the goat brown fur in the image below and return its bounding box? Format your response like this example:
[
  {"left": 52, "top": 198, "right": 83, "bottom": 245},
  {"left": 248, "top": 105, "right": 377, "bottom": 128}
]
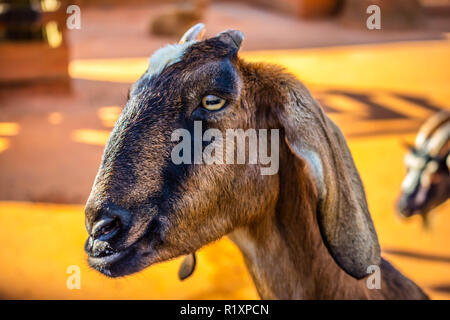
[
  {"left": 84, "top": 25, "right": 429, "bottom": 300},
  {"left": 228, "top": 59, "right": 428, "bottom": 299}
]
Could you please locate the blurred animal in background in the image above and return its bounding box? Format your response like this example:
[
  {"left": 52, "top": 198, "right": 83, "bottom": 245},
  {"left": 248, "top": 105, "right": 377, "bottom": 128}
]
[
  {"left": 150, "top": 0, "right": 209, "bottom": 38},
  {"left": 397, "top": 111, "right": 450, "bottom": 224}
]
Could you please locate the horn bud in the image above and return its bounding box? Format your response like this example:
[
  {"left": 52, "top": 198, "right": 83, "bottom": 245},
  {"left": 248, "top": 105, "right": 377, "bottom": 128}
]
[{"left": 179, "top": 23, "right": 206, "bottom": 44}]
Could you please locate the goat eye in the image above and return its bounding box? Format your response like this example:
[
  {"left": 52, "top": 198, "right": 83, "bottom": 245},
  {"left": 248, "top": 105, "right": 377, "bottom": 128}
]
[{"left": 202, "top": 95, "right": 226, "bottom": 111}]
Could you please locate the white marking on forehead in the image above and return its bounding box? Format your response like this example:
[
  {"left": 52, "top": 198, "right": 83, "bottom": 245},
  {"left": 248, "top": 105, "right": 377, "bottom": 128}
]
[
  {"left": 402, "top": 154, "right": 440, "bottom": 194},
  {"left": 402, "top": 153, "right": 426, "bottom": 194},
  {"left": 404, "top": 153, "right": 426, "bottom": 170},
  {"left": 401, "top": 171, "right": 420, "bottom": 194},
  {"left": 147, "top": 41, "right": 196, "bottom": 79}
]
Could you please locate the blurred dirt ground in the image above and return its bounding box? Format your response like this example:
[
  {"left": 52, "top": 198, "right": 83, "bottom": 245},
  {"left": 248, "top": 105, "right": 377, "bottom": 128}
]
[{"left": 0, "top": 2, "right": 449, "bottom": 299}]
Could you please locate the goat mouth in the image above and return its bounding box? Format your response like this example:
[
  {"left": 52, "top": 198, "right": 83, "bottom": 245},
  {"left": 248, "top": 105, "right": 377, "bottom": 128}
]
[
  {"left": 86, "top": 221, "right": 167, "bottom": 277},
  {"left": 88, "top": 248, "right": 127, "bottom": 265},
  {"left": 87, "top": 245, "right": 135, "bottom": 276}
]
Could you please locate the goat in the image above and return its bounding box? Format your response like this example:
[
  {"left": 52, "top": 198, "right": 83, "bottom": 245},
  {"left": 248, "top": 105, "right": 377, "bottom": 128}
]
[
  {"left": 397, "top": 111, "right": 449, "bottom": 222},
  {"left": 84, "top": 24, "right": 428, "bottom": 299}
]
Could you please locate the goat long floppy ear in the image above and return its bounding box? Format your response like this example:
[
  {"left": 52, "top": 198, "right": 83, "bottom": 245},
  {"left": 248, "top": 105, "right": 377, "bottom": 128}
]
[{"left": 277, "top": 84, "right": 381, "bottom": 279}]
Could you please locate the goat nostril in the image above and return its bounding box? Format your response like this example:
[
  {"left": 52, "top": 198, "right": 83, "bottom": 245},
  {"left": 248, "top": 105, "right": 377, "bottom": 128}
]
[
  {"left": 101, "top": 219, "right": 118, "bottom": 235},
  {"left": 92, "top": 217, "right": 120, "bottom": 240}
]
